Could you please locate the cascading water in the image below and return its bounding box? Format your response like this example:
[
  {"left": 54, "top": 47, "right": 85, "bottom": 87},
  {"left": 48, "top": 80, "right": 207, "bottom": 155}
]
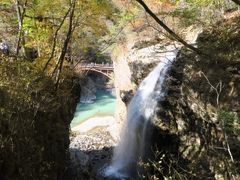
[{"left": 104, "top": 48, "right": 177, "bottom": 179}]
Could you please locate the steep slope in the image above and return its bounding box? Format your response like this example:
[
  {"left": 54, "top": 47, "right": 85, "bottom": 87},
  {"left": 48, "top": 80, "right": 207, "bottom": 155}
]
[{"left": 0, "top": 58, "right": 80, "bottom": 179}]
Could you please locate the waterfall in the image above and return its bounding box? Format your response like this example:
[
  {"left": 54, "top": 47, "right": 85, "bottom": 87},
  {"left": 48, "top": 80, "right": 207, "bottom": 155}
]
[{"left": 104, "top": 48, "right": 177, "bottom": 179}]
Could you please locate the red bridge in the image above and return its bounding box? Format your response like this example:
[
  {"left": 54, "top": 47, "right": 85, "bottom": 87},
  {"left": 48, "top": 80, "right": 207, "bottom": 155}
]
[{"left": 74, "top": 63, "right": 114, "bottom": 79}]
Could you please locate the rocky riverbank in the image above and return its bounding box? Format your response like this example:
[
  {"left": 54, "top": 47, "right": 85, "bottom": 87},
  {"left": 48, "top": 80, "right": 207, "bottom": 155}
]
[{"left": 68, "top": 120, "right": 118, "bottom": 179}]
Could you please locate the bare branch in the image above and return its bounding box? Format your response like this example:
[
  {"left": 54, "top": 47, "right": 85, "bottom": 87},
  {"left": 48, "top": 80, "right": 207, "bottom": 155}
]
[{"left": 201, "top": 72, "right": 234, "bottom": 164}]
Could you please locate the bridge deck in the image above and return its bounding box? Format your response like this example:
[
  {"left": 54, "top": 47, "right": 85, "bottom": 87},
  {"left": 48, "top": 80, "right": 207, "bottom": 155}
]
[{"left": 75, "top": 63, "right": 114, "bottom": 71}]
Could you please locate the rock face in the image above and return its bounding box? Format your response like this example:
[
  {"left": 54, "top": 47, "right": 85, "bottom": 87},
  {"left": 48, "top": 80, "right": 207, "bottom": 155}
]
[
  {"left": 80, "top": 72, "right": 113, "bottom": 104},
  {"left": 80, "top": 77, "right": 97, "bottom": 103},
  {"left": 111, "top": 44, "right": 135, "bottom": 128},
  {"left": 112, "top": 17, "right": 240, "bottom": 179},
  {"left": 0, "top": 61, "right": 80, "bottom": 180},
  {"left": 112, "top": 24, "right": 201, "bottom": 125},
  {"left": 149, "top": 49, "right": 239, "bottom": 179}
]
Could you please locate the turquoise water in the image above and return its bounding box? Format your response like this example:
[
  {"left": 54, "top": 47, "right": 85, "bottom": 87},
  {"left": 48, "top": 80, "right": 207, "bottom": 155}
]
[{"left": 71, "top": 90, "right": 116, "bottom": 128}]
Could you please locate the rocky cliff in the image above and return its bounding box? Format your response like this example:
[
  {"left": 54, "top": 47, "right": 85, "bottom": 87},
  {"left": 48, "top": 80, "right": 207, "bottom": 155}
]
[
  {"left": 112, "top": 16, "right": 240, "bottom": 179},
  {"left": 0, "top": 59, "right": 80, "bottom": 180}
]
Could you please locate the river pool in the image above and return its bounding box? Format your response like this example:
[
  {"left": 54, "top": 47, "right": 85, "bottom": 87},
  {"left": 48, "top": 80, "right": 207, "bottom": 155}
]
[{"left": 71, "top": 90, "right": 116, "bottom": 128}]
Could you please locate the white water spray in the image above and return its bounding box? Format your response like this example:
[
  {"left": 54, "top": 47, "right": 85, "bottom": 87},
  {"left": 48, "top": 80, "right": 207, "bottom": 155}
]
[{"left": 105, "top": 47, "right": 177, "bottom": 179}]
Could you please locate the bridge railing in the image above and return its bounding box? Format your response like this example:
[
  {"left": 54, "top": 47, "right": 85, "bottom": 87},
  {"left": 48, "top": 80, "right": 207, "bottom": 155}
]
[{"left": 76, "top": 63, "right": 113, "bottom": 69}]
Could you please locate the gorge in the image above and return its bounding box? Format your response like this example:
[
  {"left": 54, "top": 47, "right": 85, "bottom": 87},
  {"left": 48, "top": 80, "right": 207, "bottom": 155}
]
[
  {"left": 0, "top": 1, "right": 240, "bottom": 180},
  {"left": 104, "top": 46, "right": 177, "bottom": 179}
]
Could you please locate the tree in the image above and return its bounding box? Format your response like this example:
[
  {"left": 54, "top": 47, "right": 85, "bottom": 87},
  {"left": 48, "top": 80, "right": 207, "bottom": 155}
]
[
  {"left": 14, "top": 0, "right": 28, "bottom": 56},
  {"left": 53, "top": 0, "right": 76, "bottom": 89},
  {"left": 135, "top": 0, "right": 202, "bottom": 54},
  {"left": 231, "top": 0, "right": 240, "bottom": 5},
  {"left": 0, "top": 0, "right": 116, "bottom": 81},
  {"left": 42, "top": 5, "right": 71, "bottom": 72},
  {"left": 39, "top": 0, "right": 115, "bottom": 88}
]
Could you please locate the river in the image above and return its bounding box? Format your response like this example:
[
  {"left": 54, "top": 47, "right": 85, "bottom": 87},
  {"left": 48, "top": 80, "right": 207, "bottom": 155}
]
[{"left": 71, "top": 89, "right": 116, "bottom": 128}]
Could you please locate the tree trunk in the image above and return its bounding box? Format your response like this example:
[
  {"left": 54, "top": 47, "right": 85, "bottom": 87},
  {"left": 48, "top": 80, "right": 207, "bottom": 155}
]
[
  {"left": 15, "top": 0, "right": 27, "bottom": 57},
  {"left": 43, "top": 7, "right": 71, "bottom": 72},
  {"left": 54, "top": 0, "right": 76, "bottom": 89}
]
